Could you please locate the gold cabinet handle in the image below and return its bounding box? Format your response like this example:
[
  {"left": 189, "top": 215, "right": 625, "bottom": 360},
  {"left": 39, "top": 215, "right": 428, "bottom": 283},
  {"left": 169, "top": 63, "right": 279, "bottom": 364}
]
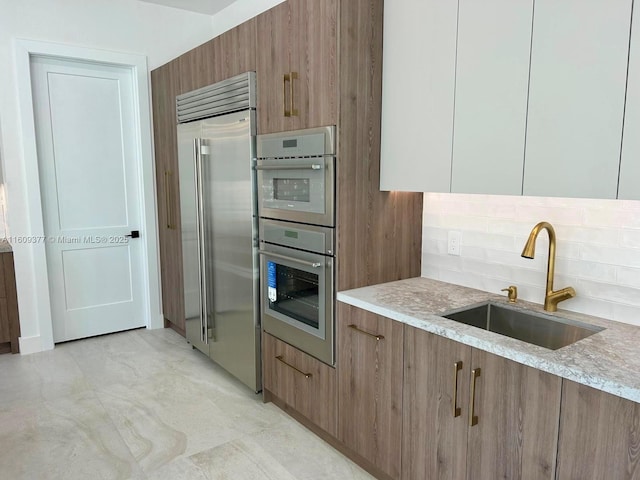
[
  {"left": 164, "top": 171, "right": 175, "bottom": 229},
  {"left": 348, "top": 324, "right": 384, "bottom": 341},
  {"left": 469, "top": 367, "right": 481, "bottom": 426},
  {"left": 289, "top": 71, "right": 298, "bottom": 116},
  {"left": 275, "top": 355, "right": 311, "bottom": 379},
  {"left": 283, "top": 73, "right": 291, "bottom": 117},
  {"left": 453, "top": 361, "right": 463, "bottom": 418}
]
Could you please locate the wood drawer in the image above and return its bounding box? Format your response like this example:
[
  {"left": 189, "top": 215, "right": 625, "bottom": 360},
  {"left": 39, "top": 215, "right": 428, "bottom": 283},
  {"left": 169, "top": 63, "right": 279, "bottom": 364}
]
[{"left": 263, "top": 332, "right": 337, "bottom": 436}]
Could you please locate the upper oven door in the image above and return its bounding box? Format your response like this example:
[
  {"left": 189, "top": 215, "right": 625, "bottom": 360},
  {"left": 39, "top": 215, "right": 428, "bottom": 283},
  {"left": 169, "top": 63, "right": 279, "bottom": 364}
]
[{"left": 256, "top": 156, "right": 335, "bottom": 226}]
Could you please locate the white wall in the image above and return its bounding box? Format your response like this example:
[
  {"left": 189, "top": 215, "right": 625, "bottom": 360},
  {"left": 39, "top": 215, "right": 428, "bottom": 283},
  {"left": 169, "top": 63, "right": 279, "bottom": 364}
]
[
  {"left": 0, "top": 0, "right": 215, "bottom": 349},
  {"left": 210, "top": 0, "right": 285, "bottom": 36},
  {"left": 422, "top": 193, "right": 640, "bottom": 327}
]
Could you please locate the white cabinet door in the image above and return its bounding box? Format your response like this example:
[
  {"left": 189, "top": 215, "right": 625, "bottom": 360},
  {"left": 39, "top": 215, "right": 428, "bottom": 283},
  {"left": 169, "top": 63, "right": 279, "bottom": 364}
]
[
  {"left": 451, "top": 0, "right": 533, "bottom": 195},
  {"left": 523, "top": 0, "right": 632, "bottom": 199},
  {"left": 619, "top": 2, "right": 640, "bottom": 200},
  {"left": 380, "top": 0, "right": 458, "bottom": 192}
]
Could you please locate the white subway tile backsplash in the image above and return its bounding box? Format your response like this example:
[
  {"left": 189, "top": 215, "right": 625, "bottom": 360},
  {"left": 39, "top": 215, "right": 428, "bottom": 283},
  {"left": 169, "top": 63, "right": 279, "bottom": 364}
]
[
  {"left": 581, "top": 245, "right": 640, "bottom": 268},
  {"left": 620, "top": 229, "right": 640, "bottom": 248},
  {"left": 422, "top": 194, "right": 640, "bottom": 327},
  {"left": 613, "top": 304, "right": 640, "bottom": 326},
  {"left": 616, "top": 266, "right": 640, "bottom": 289}
]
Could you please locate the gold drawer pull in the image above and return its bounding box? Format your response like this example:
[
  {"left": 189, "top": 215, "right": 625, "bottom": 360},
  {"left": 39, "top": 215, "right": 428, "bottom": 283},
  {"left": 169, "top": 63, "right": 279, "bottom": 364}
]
[
  {"left": 453, "top": 361, "right": 463, "bottom": 418},
  {"left": 164, "top": 171, "right": 175, "bottom": 230},
  {"left": 289, "top": 71, "right": 298, "bottom": 116},
  {"left": 275, "top": 355, "right": 311, "bottom": 379},
  {"left": 469, "top": 368, "right": 481, "bottom": 426},
  {"left": 283, "top": 73, "right": 291, "bottom": 117},
  {"left": 348, "top": 324, "right": 384, "bottom": 341}
]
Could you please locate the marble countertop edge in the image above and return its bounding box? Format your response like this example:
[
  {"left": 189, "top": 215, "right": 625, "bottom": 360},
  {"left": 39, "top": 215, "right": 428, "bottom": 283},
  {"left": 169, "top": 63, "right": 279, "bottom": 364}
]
[{"left": 337, "top": 278, "right": 640, "bottom": 404}]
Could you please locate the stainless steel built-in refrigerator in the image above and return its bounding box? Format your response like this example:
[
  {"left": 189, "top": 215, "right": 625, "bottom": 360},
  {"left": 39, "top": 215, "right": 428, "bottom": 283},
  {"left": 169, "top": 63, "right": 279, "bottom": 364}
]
[{"left": 176, "top": 72, "right": 260, "bottom": 392}]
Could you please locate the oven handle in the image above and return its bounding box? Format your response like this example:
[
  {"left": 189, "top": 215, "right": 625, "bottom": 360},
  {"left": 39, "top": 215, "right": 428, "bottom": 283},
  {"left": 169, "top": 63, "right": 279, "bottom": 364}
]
[
  {"left": 258, "top": 250, "right": 322, "bottom": 268},
  {"left": 255, "top": 164, "right": 322, "bottom": 171}
]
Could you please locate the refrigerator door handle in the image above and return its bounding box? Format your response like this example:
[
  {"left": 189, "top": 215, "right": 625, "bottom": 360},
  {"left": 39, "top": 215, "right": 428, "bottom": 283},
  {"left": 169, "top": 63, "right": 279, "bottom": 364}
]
[{"left": 194, "top": 138, "right": 209, "bottom": 345}]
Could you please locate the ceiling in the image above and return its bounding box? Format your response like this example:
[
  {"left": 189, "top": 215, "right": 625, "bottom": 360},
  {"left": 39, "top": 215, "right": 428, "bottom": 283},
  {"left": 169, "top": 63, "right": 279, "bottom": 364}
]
[{"left": 138, "top": 0, "right": 238, "bottom": 16}]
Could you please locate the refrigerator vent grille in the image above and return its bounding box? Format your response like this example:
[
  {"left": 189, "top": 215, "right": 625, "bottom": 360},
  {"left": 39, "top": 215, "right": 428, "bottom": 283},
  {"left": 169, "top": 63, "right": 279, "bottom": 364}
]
[{"left": 176, "top": 72, "right": 256, "bottom": 124}]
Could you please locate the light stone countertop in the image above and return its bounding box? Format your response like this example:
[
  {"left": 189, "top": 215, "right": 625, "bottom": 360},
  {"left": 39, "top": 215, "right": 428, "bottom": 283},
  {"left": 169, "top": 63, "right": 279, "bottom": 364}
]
[
  {"left": 0, "top": 239, "right": 12, "bottom": 253},
  {"left": 337, "top": 277, "right": 640, "bottom": 403}
]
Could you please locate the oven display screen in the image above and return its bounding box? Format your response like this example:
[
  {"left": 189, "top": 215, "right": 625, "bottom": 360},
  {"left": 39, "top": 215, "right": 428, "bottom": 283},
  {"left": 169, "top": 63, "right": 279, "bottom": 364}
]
[
  {"left": 274, "top": 178, "right": 310, "bottom": 202},
  {"left": 268, "top": 261, "right": 319, "bottom": 330}
]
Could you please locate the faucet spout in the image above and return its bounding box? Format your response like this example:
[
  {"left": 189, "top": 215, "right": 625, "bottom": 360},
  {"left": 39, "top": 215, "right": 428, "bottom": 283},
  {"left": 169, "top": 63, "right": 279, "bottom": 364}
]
[{"left": 521, "top": 222, "right": 576, "bottom": 312}]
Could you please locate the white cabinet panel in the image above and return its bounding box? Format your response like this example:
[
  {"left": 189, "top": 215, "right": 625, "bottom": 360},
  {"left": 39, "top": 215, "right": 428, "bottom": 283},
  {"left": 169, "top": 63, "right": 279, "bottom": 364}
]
[
  {"left": 523, "top": 0, "right": 632, "bottom": 199},
  {"left": 451, "top": 0, "right": 533, "bottom": 195},
  {"left": 380, "top": 0, "right": 458, "bottom": 192},
  {"left": 619, "top": 2, "right": 640, "bottom": 200}
]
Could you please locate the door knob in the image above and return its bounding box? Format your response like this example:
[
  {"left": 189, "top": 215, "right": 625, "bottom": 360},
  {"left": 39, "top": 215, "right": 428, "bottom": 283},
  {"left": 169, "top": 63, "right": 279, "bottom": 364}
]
[{"left": 125, "top": 230, "right": 140, "bottom": 239}]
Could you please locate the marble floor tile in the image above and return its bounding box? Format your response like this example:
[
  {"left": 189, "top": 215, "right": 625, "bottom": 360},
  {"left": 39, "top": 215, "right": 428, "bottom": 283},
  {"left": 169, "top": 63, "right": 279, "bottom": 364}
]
[
  {"left": 249, "top": 420, "right": 375, "bottom": 480},
  {"left": 0, "top": 390, "right": 145, "bottom": 480},
  {"left": 0, "top": 328, "right": 374, "bottom": 480},
  {"left": 191, "top": 437, "right": 299, "bottom": 480},
  {"left": 0, "top": 347, "right": 91, "bottom": 410}
]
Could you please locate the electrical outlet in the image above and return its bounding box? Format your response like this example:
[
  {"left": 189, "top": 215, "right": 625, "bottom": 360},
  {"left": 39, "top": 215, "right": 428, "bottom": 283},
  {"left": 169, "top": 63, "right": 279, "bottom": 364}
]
[{"left": 448, "top": 231, "right": 461, "bottom": 256}]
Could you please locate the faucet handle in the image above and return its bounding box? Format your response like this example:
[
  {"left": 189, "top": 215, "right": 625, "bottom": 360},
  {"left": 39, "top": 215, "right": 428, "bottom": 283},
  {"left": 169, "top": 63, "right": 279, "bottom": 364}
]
[{"left": 501, "top": 286, "right": 518, "bottom": 303}]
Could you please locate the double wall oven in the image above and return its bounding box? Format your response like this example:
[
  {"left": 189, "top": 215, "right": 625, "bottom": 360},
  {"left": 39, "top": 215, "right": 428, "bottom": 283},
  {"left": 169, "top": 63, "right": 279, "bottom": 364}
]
[{"left": 256, "top": 126, "right": 336, "bottom": 365}]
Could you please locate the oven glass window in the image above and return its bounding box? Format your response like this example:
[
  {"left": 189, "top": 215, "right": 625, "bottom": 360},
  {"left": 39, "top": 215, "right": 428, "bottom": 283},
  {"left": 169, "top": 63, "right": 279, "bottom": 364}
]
[
  {"left": 273, "top": 178, "right": 310, "bottom": 202},
  {"left": 268, "top": 261, "right": 319, "bottom": 330}
]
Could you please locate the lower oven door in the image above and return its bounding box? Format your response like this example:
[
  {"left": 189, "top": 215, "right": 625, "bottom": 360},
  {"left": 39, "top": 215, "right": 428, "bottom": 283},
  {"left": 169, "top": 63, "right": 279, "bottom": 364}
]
[{"left": 259, "top": 243, "right": 334, "bottom": 365}]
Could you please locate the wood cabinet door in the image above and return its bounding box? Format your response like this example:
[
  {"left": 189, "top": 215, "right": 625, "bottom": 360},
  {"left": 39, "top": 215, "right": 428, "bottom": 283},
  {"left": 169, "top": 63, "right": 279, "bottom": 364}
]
[
  {"left": 556, "top": 380, "right": 640, "bottom": 479},
  {"left": 256, "top": 0, "right": 338, "bottom": 134},
  {"left": 263, "top": 332, "right": 337, "bottom": 436},
  {"left": 465, "top": 349, "right": 561, "bottom": 480},
  {"left": 337, "top": 303, "right": 403, "bottom": 479},
  {"left": 151, "top": 60, "right": 185, "bottom": 331},
  {"left": 212, "top": 19, "right": 257, "bottom": 83},
  {"left": 403, "top": 326, "right": 471, "bottom": 480}
]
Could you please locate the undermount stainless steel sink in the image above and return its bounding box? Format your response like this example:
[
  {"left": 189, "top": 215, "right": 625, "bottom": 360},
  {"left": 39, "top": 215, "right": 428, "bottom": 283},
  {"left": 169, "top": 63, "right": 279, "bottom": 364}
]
[{"left": 443, "top": 303, "right": 604, "bottom": 350}]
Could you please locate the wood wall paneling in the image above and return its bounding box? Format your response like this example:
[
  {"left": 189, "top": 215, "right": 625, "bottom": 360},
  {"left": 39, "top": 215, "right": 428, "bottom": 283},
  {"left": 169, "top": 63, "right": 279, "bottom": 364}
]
[{"left": 336, "top": 0, "right": 423, "bottom": 292}]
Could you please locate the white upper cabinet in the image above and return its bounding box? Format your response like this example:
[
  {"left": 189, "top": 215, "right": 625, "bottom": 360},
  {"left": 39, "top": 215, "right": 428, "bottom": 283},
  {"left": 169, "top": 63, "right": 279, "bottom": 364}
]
[
  {"left": 619, "top": 2, "right": 640, "bottom": 200},
  {"left": 380, "top": 0, "right": 458, "bottom": 192},
  {"left": 523, "top": 0, "right": 632, "bottom": 199},
  {"left": 451, "top": 0, "right": 533, "bottom": 195}
]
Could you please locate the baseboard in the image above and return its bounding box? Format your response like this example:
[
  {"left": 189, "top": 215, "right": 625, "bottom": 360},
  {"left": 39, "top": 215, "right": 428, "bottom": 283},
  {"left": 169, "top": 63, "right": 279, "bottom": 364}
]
[{"left": 18, "top": 335, "right": 44, "bottom": 355}]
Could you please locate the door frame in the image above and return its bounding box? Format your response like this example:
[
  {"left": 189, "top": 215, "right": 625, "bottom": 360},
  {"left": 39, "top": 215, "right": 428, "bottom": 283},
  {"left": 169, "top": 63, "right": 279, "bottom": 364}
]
[{"left": 13, "top": 39, "right": 163, "bottom": 353}]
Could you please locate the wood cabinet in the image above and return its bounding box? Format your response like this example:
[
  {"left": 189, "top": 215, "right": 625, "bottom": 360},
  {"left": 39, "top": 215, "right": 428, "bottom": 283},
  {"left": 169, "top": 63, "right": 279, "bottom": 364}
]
[
  {"left": 255, "top": 0, "right": 338, "bottom": 134},
  {"left": 337, "top": 303, "right": 404, "bottom": 479},
  {"left": 403, "top": 325, "right": 471, "bottom": 480},
  {"left": 263, "top": 332, "right": 337, "bottom": 436},
  {"left": 179, "top": 20, "right": 257, "bottom": 95},
  {"left": 0, "top": 251, "right": 20, "bottom": 354},
  {"left": 556, "top": 380, "right": 640, "bottom": 479},
  {"left": 403, "top": 325, "right": 561, "bottom": 480},
  {"left": 523, "top": 0, "right": 632, "bottom": 199},
  {"left": 450, "top": 0, "right": 533, "bottom": 195},
  {"left": 151, "top": 59, "right": 185, "bottom": 333}
]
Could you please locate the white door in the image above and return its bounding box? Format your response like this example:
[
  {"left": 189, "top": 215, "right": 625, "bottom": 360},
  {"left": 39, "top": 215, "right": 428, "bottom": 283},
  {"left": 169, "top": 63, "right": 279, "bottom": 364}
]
[{"left": 30, "top": 55, "right": 145, "bottom": 343}]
